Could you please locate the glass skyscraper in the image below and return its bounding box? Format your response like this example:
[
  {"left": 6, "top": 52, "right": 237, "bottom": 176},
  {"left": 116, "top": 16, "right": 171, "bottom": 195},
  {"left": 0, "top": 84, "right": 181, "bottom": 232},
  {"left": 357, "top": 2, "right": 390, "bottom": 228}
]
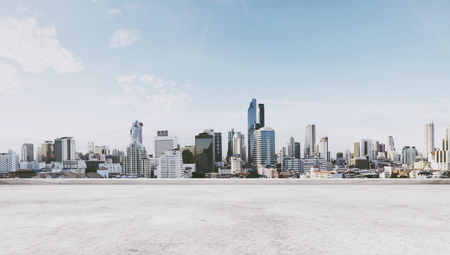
[
  {"left": 195, "top": 131, "right": 214, "bottom": 176},
  {"left": 254, "top": 127, "right": 276, "bottom": 167},
  {"left": 304, "top": 124, "right": 316, "bottom": 158},
  {"left": 247, "top": 98, "right": 257, "bottom": 164}
]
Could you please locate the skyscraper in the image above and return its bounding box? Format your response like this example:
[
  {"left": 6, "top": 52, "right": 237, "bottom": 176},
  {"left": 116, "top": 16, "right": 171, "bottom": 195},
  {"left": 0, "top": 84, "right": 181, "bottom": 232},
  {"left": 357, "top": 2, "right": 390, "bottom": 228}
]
[
  {"left": 88, "top": 142, "right": 94, "bottom": 153},
  {"left": 387, "top": 136, "right": 396, "bottom": 161},
  {"left": 233, "top": 132, "right": 242, "bottom": 156},
  {"left": 159, "top": 150, "right": 183, "bottom": 178},
  {"left": 320, "top": 137, "right": 330, "bottom": 162},
  {"left": 123, "top": 121, "right": 150, "bottom": 178},
  {"left": 248, "top": 98, "right": 257, "bottom": 164},
  {"left": 41, "top": 141, "right": 55, "bottom": 163},
  {"left": 424, "top": 123, "right": 435, "bottom": 158},
  {"left": 354, "top": 142, "right": 360, "bottom": 159},
  {"left": 195, "top": 130, "right": 215, "bottom": 176},
  {"left": 54, "top": 137, "right": 75, "bottom": 162},
  {"left": 304, "top": 124, "right": 316, "bottom": 158},
  {"left": 36, "top": 147, "right": 42, "bottom": 162},
  {"left": 227, "top": 129, "right": 235, "bottom": 160},
  {"left": 258, "top": 104, "right": 265, "bottom": 129},
  {"left": 214, "top": 132, "right": 223, "bottom": 166},
  {"left": 402, "top": 146, "right": 417, "bottom": 168},
  {"left": 287, "top": 137, "right": 295, "bottom": 157},
  {"left": 254, "top": 127, "right": 276, "bottom": 168},
  {"left": 294, "top": 142, "right": 301, "bottom": 159},
  {"left": 154, "top": 130, "right": 177, "bottom": 158},
  {"left": 21, "top": 143, "right": 34, "bottom": 162},
  {"left": 0, "top": 150, "right": 20, "bottom": 174},
  {"left": 433, "top": 125, "right": 450, "bottom": 170},
  {"left": 360, "top": 139, "right": 373, "bottom": 161}
]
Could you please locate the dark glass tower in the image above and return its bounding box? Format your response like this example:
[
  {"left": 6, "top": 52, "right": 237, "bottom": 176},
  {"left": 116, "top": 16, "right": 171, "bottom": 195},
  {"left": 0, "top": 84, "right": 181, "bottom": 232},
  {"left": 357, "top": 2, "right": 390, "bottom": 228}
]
[
  {"left": 214, "top": 132, "right": 222, "bottom": 163},
  {"left": 294, "top": 142, "right": 301, "bottom": 159},
  {"left": 247, "top": 99, "right": 257, "bottom": 164},
  {"left": 258, "top": 104, "right": 265, "bottom": 129},
  {"left": 195, "top": 132, "right": 214, "bottom": 176}
]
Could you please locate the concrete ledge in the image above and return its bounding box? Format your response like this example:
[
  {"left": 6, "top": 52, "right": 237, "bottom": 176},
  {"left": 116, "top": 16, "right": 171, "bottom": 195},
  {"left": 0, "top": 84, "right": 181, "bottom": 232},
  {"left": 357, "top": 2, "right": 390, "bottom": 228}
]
[{"left": 1, "top": 178, "right": 450, "bottom": 185}]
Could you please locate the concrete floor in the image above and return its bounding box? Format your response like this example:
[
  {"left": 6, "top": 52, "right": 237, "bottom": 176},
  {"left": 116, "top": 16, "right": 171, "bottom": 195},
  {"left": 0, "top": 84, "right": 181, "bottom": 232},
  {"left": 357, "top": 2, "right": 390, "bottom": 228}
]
[{"left": 1, "top": 185, "right": 450, "bottom": 254}]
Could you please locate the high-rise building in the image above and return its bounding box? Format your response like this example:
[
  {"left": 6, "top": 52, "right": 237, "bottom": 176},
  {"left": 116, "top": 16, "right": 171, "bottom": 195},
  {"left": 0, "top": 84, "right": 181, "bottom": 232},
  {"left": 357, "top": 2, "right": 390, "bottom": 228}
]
[
  {"left": 402, "top": 146, "right": 417, "bottom": 168},
  {"left": 304, "top": 125, "right": 316, "bottom": 158},
  {"left": 0, "top": 150, "right": 20, "bottom": 174},
  {"left": 36, "top": 147, "right": 42, "bottom": 162},
  {"left": 424, "top": 123, "right": 435, "bottom": 158},
  {"left": 159, "top": 150, "right": 183, "bottom": 178},
  {"left": 254, "top": 127, "right": 276, "bottom": 168},
  {"left": 258, "top": 104, "right": 265, "bottom": 129},
  {"left": 54, "top": 137, "right": 76, "bottom": 162},
  {"left": 123, "top": 121, "right": 150, "bottom": 178},
  {"left": 431, "top": 125, "right": 450, "bottom": 170},
  {"left": 360, "top": 139, "right": 373, "bottom": 161},
  {"left": 233, "top": 132, "right": 242, "bottom": 156},
  {"left": 287, "top": 137, "right": 295, "bottom": 158},
  {"left": 21, "top": 143, "right": 34, "bottom": 162},
  {"left": 230, "top": 155, "right": 242, "bottom": 174},
  {"left": 214, "top": 132, "right": 222, "bottom": 165},
  {"left": 41, "top": 141, "right": 55, "bottom": 163},
  {"left": 294, "top": 142, "right": 301, "bottom": 159},
  {"left": 154, "top": 130, "right": 177, "bottom": 158},
  {"left": 227, "top": 129, "right": 235, "bottom": 160},
  {"left": 195, "top": 130, "right": 215, "bottom": 176},
  {"left": 387, "top": 136, "right": 396, "bottom": 161},
  {"left": 88, "top": 142, "right": 94, "bottom": 154},
  {"left": 248, "top": 98, "right": 257, "bottom": 164},
  {"left": 320, "top": 137, "right": 330, "bottom": 162},
  {"left": 354, "top": 142, "right": 360, "bottom": 159}
]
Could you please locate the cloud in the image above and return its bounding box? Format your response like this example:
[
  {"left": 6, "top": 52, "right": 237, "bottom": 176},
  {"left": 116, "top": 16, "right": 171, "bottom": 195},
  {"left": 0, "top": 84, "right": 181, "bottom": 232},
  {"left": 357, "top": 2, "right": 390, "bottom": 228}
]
[
  {"left": 109, "top": 74, "right": 192, "bottom": 120},
  {"left": 0, "top": 16, "right": 84, "bottom": 74},
  {"left": 17, "top": 4, "right": 30, "bottom": 13},
  {"left": 108, "top": 28, "right": 141, "bottom": 48},
  {"left": 0, "top": 61, "right": 22, "bottom": 92},
  {"left": 116, "top": 75, "right": 137, "bottom": 84},
  {"left": 108, "top": 9, "right": 122, "bottom": 16}
]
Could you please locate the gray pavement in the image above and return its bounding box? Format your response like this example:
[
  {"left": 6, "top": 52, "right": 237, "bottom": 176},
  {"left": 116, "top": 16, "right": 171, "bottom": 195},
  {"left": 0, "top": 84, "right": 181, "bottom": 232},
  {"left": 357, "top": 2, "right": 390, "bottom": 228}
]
[{"left": 1, "top": 185, "right": 450, "bottom": 254}]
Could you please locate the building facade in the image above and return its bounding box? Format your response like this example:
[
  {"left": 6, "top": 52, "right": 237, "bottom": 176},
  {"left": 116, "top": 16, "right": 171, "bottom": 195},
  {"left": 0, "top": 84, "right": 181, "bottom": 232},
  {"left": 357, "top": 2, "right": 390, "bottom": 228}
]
[
  {"left": 21, "top": 143, "right": 34, "bottom": 162},
  {"left": 424, "top": 123, "right": 435, "bottom": 159},
  {"left": 304, "top": 124, "right": 316, "bottom": 158},
  {"left": 254, "top": 127, "right": 276, "bottom": 168},
  {"left": 154, "top": 130, "right": 177, "bottom": 158},
  {"left": 0, "top": 150, "right": 20, "bottom": 174},
  {"left": 195, "top": 130, "right": 215, "bottom": 176},
  {"left": 54, "top": 137, "right": 76, "bottom": 162},
  {"left": 158, "top": 150, "right": 184, "bottom": 178},
  {"left": 123, "top": 121, "right": 150, "bottom": 178}
]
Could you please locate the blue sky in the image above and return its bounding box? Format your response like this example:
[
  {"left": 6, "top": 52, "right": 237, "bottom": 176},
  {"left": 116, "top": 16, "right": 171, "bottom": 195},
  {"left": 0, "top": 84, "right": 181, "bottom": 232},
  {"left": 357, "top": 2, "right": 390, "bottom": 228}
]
[{"left": 1, "top": 0, "right": 450, "bottom": 158}]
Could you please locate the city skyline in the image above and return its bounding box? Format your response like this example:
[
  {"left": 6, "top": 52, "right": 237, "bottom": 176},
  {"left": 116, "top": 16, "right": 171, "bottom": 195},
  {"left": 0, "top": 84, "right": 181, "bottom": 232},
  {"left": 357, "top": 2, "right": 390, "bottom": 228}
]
[{"left": 1, "top": 1, "right": 450, "bottom": 157}]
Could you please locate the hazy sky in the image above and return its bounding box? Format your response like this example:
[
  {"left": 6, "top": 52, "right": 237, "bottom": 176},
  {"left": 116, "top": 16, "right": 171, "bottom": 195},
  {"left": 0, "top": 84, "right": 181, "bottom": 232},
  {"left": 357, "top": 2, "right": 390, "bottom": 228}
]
[{"left": 1, "top": 0, "right": 450, "bottom": 158}]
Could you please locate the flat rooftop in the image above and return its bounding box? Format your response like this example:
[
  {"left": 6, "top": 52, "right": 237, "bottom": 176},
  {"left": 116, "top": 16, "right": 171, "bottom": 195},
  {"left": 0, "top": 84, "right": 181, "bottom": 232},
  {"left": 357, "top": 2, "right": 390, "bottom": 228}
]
[{"left": 1, "top": 184, "right": 450, "bottom": 254}]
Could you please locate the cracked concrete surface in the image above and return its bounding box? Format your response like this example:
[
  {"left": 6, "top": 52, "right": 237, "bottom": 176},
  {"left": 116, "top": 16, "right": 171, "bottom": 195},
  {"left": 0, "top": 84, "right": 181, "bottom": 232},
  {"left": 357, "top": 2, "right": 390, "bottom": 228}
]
[{"left": 1, "top": 185, "right": 450, "bottom": 254}]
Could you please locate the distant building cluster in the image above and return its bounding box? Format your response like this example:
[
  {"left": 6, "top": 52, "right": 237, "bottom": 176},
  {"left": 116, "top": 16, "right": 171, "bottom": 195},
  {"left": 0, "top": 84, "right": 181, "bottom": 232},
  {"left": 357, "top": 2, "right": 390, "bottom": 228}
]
[{"left": 1, "top": 99, "right": 449, "bottom": 180}]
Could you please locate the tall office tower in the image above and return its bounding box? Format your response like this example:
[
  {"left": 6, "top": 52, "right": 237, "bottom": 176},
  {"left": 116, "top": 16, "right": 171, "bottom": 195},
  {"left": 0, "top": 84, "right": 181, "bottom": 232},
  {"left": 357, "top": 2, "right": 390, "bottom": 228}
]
[
  {"left": 248, "top": 98, "right": 257, "bottom": 164},
  {"left": 36, "top": 147, "right": 42, "bottom": 162},
  {"left": 131, "top": 121, "right": 144, "bottom": 145},
  {"left": 373, "top": 141, "right": 380, "bottom": 159},
  {"left": 401, "top": 146, "right": 417, "bottom": 168},
  {"left": 241, "top": 134, "right": 246, "bottom": 162},
  {"left": 258, "top": 104, "right": 265, "bottom": 129},
  {"left": 154, "top": 130, "right": 177, "bottom": 158},
  {"left": 254, "top": 127, "right": 276, "bottom": 168},
  {"left": 304, "top": 124, "right": 316, "bottom": 158},
  {"left": 54, "top": 137, "right": 76, "bottom": 162},
  {"left": 360, "top": 139, "right": 373, "bottom": 161},
  {"left": 195, "top": 130, "right": 215, "bottom": 176},
  {"left": 233, "top": 132, "right": 242, "bottom": 156},
  {"left": 214, "top": 132, "right": 223, "bottom": 165},
  {"left": 123, "top": 121, "right": 150, "bottom": 178},
  {"left": 387, "top": 136, "right": 396, "bottom": 160},
  {"left": 287, "top": 137, "right": 295, "bottom": 157},
  {"left": 345, "top": 149, "right": 351, "bottom": 164},
  {"left": 0, "top": 150, "right": 20, "bottom": 174},
  {"left": 319, "top": 137, "right": 330, "bottom": 162},
  {"left": 41, "top": 141, "right": 55, "bottom": 163},
  {"left": 354, "top": 142, "right": 360, "bottom": 158},
  {"left": 227, "top": 129, "right": 235, "bottom": 160},
  {"left": 433, "top": 125, "right": 450, "bottom": 170},
  {"left": 294, "top": 142, "right": 301, "bottom": 159},
  {"left": 424, "top": 123, "right": 435, "bottom": 158},
  {"left": 21, "top": 143, "right": 34, "bottom": 162},
  {"left": 159, "top": 150, "right": 184, "bottom": 178},
  {"left": 88, "top": 142, "right": 94, "bottom": 153}
]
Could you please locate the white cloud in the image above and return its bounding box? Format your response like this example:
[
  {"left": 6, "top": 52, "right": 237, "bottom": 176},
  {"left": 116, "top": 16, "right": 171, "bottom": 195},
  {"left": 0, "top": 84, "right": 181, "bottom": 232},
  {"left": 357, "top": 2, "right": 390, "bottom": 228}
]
[
  {"left": 108, "top": 9, "right": 122, "bottom": 16},
  {"left": 0, "top": 16, "right": 84, "bottom": 74},
  {"left": 0, "top": 61, "right": 22, "bottom": 92},
  {"left": 109, "top": 74, "right": 192, "bottom": 120},
  {"left": 17, "top": 4, "right": 30, "bottom": 13},
  {"left": 116, "top": 75, "right": 137, "bottom": 84},
  {"left": 108, "top": 28, "right": 141, "bottom": 49}
]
